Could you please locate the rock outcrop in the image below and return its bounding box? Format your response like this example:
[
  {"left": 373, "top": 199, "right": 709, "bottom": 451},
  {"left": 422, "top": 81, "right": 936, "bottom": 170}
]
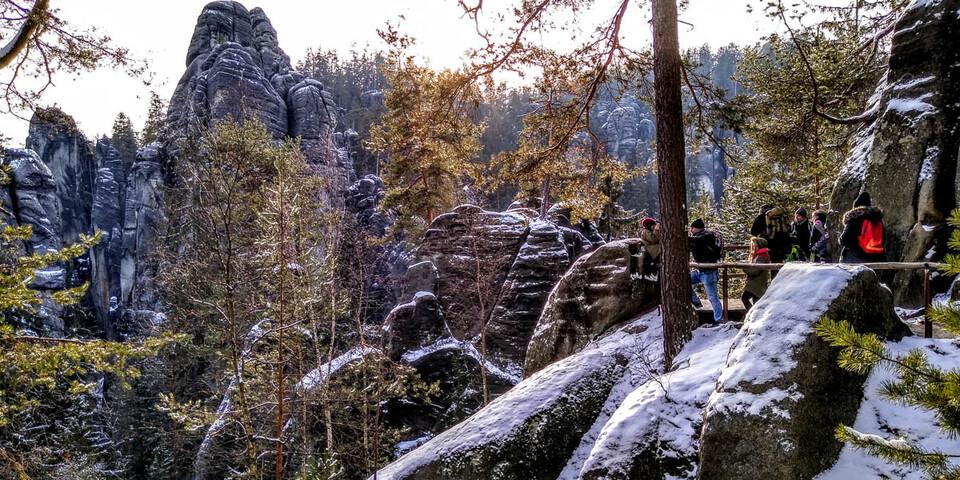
[
  {"left": 698, "top": 264, "right": 908, "bottom": 479},
  {"left": 166, "top": 0, "right": 353, "bottom": 200},
  {"left": 373, "top": 313, "right": 663, "bottom": 480},
  {"left": 3, "top": 107, "right": 170, "bottom": 335},
  {"left": 391, "top": 204, "right": 604, "bottom": 378},
  {"left": 830, "top": 0, "right": 960, "bottom": 304},
  {"left": 524, "top": 239, "right": 659, "bottom": 376}
]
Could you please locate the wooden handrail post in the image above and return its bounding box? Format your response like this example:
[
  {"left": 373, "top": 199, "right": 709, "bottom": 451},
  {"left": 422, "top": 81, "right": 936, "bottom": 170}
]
[
  {"left": 722, "top": 266, "right": 729, "bottom": 323},
  {"left": 924, "top": 267, "right": 932, "bottom": 338}
]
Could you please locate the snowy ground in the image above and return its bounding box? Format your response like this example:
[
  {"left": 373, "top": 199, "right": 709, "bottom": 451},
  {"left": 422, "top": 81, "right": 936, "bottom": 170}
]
[{"left": 819, "top": 337, "right": 960, "bottom": 479}]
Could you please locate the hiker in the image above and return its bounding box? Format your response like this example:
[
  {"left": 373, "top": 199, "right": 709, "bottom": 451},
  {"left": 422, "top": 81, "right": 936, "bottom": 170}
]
[
  {"left": 811, "top": 210, "right": 830, "bottom": 262},
  {"left": 839, "top": 191, "right": 886, "bottom": 263},
  {"left": 639, "top": 217, "right": 661, "bottom": 280},
  {"left": 763, "top": 206, "right": 794, "bottom": 264},
  {"left": 750, "top": 204, "right": 774, "bottom": 237},
  {"left": 689, "top": 218, "right": 724, "bottom": 324},
  {"left": 791, "top": 207, "right": 812, "bottom": 261},
  {"left": 742, "top": 236, "right": 770, "bottom": 312}
]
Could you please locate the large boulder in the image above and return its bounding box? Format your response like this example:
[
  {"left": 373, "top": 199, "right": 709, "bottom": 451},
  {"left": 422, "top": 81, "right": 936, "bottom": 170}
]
[
  {"left": 484, "top": 219, "right": 573, "bottom": 376},
  {"left": 698, "top": 264, "right": 908, "bottom": 479},
  {"left": 384, "top": 292, "right": 448, "bottom": 361},
  {"left": 830, "top": 0, "right": 960, "bottom": 304},
  {"left": 417, "top": 205, "right": 531, "bottom": 339},
  {"left": 524, "top": 238, "right": 659, "bottom": 376}
]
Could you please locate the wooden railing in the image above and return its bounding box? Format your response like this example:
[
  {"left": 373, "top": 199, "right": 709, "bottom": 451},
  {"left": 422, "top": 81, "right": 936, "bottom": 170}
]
[{"left": 688, "top": 261, "right": 946, "bottom": 338}]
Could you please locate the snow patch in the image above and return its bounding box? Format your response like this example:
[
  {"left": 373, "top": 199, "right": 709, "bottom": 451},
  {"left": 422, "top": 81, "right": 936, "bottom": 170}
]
[
  {"left": 572, "top": 325, "right": 739, "bottom": 479},
  {"left": 819, "top": 337, "right": 960, "bottom": 479},
  {"left": 375, "top": 311, "right": 663, "bottom": 480}
]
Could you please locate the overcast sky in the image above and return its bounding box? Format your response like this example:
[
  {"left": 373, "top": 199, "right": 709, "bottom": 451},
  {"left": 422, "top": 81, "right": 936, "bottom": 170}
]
[{"left": 1, "top": 0, "right": 786, "bottom": 143}]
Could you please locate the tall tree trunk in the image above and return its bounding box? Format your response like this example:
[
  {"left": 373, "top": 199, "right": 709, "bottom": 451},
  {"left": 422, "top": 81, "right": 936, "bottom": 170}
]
[{"left": 652, "top": 0, "right": 695, "bottom": 368}]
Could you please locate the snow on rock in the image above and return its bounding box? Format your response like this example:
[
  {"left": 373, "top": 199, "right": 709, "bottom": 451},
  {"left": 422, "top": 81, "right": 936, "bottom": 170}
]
[
  {"left": 819, "top": 337, "right": 960, "bottom": 479},
  {"left": 372, "top": 311, "right": 663, "bottom": 480},
  {"left": 297, "top": 346, "right": 379, "bottom": 394},
  {"left": 573, "top": 324, "right": 739, "bottom": 480},
  {"left": 699, "top": 263, "right": 907, "bottom": 480}
]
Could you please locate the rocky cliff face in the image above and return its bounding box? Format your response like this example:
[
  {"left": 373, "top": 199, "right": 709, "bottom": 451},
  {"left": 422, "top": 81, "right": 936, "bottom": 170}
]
[
  {"left": 2, "top": 1, "right": 359, "bottom": 335},
  {"left": 831, "top": 0, "right": 960, "bottom": 304},
  {"left": 166, "top": 0, "right": 354, "bottom": 201},
  {"left": 1, "top": 108, "right": 164, "bottom": 336}
]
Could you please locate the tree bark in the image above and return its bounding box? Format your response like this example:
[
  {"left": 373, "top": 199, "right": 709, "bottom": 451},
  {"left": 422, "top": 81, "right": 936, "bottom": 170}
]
[
  {"left": 0, "top": 0, "right": 49, "bottom": 70},
  {"left": 652, "top": 0, "right": 695, "bottom": 367}
]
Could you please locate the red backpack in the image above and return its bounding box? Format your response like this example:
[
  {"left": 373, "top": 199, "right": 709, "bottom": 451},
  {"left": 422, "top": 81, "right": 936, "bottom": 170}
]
[{"left": 859, "top": 219, "right": 884, "bottom": 255}]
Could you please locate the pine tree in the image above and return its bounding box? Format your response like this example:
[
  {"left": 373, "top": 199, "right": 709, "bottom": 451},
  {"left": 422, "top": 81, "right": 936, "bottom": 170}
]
[
  {"left": 111, "top": 112, "right": 139, "bottom": 167},
  {"left": 140, "top": 91, "right": 167, "bottom": 145},
  {"left": 370, "top": 57, "right": 483, "bottom": 235},
  {"left": 815, "top": 209, "right": 960, "bottom": 477}
]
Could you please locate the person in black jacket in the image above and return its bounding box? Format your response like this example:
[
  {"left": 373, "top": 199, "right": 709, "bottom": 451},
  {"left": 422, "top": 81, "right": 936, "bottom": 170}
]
[
  {"left": 689, "top": 218, "right": 724, "bottom": 324},
  {"left": 750, "top": 204, "right": 774, "bottom": 237},
  {"left": 839, "top": 192, "right": 886, "bottom": 263},
  {"left": 791, "top": 207, "right": 812, "bottom": 261}
]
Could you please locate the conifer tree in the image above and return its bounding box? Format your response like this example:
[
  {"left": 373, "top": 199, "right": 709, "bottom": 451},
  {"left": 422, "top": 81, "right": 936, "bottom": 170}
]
[
  {"left": 140, "top": 91, "right": 167, "bottom": 145},
  {"left": 370, "top": 56, "right": 483, "bottom": 235},
  {"left": 111, "top": 112, "right": 139, "bottom": 167}
]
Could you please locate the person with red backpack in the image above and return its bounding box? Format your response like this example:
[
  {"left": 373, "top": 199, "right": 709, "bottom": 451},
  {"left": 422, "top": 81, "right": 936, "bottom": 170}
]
[{"left": 839, "top": 191, "right": 886, "bottom": 263}]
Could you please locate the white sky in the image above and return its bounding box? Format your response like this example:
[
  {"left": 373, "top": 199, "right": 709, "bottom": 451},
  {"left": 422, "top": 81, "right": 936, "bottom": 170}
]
[{"left": 0, "top": 0, "right": 781, "bottom": 144}]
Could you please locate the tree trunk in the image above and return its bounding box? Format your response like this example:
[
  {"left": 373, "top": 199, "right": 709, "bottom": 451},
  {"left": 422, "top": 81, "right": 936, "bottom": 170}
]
[{"left": 652, "top": 0, "right": 695, "bottom": 368}]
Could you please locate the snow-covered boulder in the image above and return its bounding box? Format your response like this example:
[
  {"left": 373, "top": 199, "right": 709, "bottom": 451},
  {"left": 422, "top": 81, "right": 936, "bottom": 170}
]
[
  {"left": 698, "top": 264, "right": 908, "bottom": 479},
  {"left": 574, "top": 325, "right": 739, "bottom": 479},
  {"left": 372, "top": 312, "right": 664, "bottom": 480},
  {"left": 524, "top": 239, "right": 659, "bottom": 376},
  {"left": 384, "top": 291, "right": 448, "bottom": 360}
]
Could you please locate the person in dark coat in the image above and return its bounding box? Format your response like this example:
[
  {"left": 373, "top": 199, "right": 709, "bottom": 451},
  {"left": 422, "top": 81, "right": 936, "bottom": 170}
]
[
  {"left": 811, "top": 210, "right": 830, "bottom": 262},
  {"left": 839, "top": 192, "right": 886, "bottom": 263},
  {"left": 689, "top": 218, "right": 724, "bottom": 324},
  {"left": 763, "top": 206, "right": 793, "bottom": 264},
  {"left": 791, "top": 207, "right": 812, "bottom": 261},
  {"left": 750, "top": 204, "right": 774, "bottom": 237}
]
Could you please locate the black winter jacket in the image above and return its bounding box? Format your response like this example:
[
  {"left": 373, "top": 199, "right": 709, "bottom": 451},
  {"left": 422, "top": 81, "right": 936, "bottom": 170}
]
[
  {"left": 792, "top": 219, "right": 812, "bottom": 260},
  {"left": 689, "top": 230, "right": 721, "bottom": 268},
  {"left": 839, "top": 206, "right": 885, "bottom": 263}
]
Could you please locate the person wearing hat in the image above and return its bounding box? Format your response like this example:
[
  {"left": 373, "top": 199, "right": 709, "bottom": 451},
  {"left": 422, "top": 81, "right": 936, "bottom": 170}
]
[
  {"left": 839, "top": 191, "right": 885, "bottom": 263},
  {"left": 791, "top": 207, "right": 812, "bottom": 261},
  {"left": 689, "top": 218, "right": 724, "bottom": 324},
  {"left": 639, "top": 217, "right": 661, "bottom": 280}
]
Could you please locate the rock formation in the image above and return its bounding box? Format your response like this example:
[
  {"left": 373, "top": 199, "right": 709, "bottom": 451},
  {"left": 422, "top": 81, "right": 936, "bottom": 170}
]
[
  {"left": 524, "top": 238, "right": 659, "bottom": 376},
  {"left": 375, "top": 263, "right": 918, "bottom": 480},
  {"left": 830, "top": 0, "right": 960, "bottom": 304},
  {"left": 166, "top": 0, "right": 354, "bottom": 201},
  {"left": 698, "top": 265, "right": 908, "bottom": 479}
]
